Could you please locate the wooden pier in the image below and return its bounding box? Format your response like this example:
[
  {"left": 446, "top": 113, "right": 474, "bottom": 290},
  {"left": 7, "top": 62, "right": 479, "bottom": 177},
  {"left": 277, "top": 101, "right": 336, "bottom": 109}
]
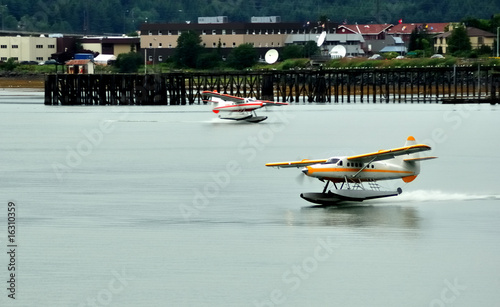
[{"left": 44, "top": 66, "right": 500, "bottom": 105}]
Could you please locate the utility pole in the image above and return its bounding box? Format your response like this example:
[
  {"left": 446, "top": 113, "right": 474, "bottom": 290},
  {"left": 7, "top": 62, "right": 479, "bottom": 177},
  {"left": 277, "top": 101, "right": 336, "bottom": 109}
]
[{"left": 497, "top": 27, "right": 499, "bottom": 57}]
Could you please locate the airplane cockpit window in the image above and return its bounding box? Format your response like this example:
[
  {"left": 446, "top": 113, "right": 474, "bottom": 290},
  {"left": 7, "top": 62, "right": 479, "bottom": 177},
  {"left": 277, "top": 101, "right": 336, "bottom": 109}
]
[
  {"left": 338, "top": 160, "right": 343, "bottom": 166},
  {"left": 326, "top": 158, "right": 339, "bottom": 164}
]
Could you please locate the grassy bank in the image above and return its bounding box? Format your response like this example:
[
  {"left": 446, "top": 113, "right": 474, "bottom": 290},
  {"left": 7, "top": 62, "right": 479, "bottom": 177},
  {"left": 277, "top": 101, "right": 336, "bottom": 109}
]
[
  {"left": 0, "top": 75, "right": 45, "bottom": 88},
  {"left": 2, "top": 56, "right": 499, "bottom": 89}
]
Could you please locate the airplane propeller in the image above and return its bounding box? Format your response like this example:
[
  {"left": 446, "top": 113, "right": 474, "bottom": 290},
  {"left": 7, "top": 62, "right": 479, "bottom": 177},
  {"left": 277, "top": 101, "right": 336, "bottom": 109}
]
[{"left": 296, "top": 167, "right": 313, "bottom": 185}]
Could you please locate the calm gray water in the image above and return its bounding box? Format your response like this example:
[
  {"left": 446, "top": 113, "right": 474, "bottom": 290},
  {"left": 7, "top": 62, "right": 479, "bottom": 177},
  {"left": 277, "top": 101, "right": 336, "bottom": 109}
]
[{"left": 0, "top": 89, "right": 499, "bottom": 306}]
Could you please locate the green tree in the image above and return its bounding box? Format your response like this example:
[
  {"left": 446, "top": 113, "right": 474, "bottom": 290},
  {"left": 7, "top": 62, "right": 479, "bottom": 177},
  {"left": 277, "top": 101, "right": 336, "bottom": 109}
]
[
  {"left": 408, "top": 27, "right": 419, "bottom": 51},
  {"left": 196, "top": 51, "right": 221, "bottom": 69},
  {"left": 447, "top": 25, "right": 472, "bottom": 55},
  {"left": 1, "top": 58, "right": 18, "bottom": 71},
  {"left": 282, "top": 45, "right": 304, "bottom": 60},
  {"left": 115, "top": 52, "right": 142, "bottom": 73},
  {"left": 227, "top": 43, "right": 258, "bottom": 70},
  {"left": 408, "top": 27, "right": 433, "bottom": 52},
  {"left": 174, "top": 31, "right": 203, "bottom": 68},
  {"left": 303, "top": 41, "right": 320, "bottom": 58}
]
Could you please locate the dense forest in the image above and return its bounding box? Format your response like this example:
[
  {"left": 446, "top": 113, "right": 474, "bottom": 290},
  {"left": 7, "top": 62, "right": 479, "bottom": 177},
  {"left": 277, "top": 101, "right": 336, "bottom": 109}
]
[{"left": 1, "top": 0, "right": 499, "bottom": 35}]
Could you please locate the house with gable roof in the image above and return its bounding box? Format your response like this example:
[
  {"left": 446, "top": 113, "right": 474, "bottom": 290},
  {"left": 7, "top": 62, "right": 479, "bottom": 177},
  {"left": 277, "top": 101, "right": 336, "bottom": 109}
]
[
  {"left": 434, "top": 26, "right": 496, "bottom": 54},
  {"left": 387, "top": 23, "right": 451, "bottom": 43},
  {"left": 337, "top": 24, "right": 393, "bottom": 54}
]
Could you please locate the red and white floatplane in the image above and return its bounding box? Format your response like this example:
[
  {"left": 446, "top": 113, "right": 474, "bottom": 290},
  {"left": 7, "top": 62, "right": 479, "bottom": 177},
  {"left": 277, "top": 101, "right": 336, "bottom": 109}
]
[{"left": 202, "top": 90, "right": 288, "bottom": 123}]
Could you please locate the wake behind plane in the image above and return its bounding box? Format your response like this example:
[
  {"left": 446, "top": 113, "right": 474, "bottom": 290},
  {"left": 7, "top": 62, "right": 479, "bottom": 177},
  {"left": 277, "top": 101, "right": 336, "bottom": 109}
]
[
  {"left": 266, "top": 136, "right": 437, "bottom": 205},
  {"left": 202, "top": 90, "right": 288, "bottom": 123}
]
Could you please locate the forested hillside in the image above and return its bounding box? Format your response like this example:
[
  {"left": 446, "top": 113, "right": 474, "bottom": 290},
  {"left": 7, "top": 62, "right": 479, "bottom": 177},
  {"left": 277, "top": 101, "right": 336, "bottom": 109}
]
[{"left": 1, "top": 0, "right": 499, "bottom": 34}]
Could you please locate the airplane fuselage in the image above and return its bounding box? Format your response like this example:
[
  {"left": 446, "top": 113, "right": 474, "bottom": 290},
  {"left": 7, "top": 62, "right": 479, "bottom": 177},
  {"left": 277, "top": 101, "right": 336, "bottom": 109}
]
[{"left": 303, "top": 157, "right": 419, "bottom": 183}]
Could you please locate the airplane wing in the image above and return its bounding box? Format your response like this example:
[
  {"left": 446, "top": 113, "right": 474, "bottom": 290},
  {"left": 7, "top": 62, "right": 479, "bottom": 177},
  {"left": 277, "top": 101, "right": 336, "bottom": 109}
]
[
  {"left": 202, "top": 91, "right": 245, "bottom": 104},
  {"left": 347, "top": 144, "right": 432, "bottom": 163},
  {"left": 202, "top": 91, "right": 288, "bottom": 106},
  {"left": 262, "top": 100, "right": 289, "bottom": 106},
  {"left": 266, "top": 159, "right": 328, "bottom": 168}
]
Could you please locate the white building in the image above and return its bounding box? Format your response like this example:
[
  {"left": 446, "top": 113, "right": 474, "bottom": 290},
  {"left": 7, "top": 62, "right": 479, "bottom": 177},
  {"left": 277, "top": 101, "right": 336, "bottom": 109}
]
[{"left": 0, "top": 36, "right": 57, "bottom": 62}]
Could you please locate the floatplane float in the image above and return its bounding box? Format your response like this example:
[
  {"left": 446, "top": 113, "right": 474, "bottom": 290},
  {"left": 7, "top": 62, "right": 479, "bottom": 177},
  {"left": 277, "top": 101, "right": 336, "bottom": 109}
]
[
  {"left": 266, "top": 136, "right": 437, "bottom": 205},
  {"left": 202, "top": 90, "right": 288, "bottom": 123}
]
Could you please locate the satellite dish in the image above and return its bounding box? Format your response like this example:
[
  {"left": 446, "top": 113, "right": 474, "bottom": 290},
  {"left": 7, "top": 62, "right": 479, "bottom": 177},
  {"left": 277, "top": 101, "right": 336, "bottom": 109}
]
[
  {"left": 329, "top": 45, "right": 347, "bottom": 59},
  {"left": 265, "top": 49, "right": 279, "bottom": 64},
  {"left": 317, "top": 31, "right": 327, "bottom": 47}
]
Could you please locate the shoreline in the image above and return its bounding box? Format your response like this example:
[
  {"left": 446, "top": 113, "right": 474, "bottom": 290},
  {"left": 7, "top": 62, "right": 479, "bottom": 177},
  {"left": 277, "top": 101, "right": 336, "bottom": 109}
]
[{"left": 0, "top": 76, "right": 45, "bottom": 89}]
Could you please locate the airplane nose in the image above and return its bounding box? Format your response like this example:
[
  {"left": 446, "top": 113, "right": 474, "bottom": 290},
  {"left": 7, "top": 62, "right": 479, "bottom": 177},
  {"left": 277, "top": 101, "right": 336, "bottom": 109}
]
[{"left": 302, "top": 167, "right": 308, "bottom": 175}]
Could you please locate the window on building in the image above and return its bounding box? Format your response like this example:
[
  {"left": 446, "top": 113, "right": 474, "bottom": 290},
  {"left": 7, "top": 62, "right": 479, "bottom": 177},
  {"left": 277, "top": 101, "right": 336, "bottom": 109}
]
[
  {"left": 0, "top": 45, "right": 6, "bottom": 48},
  {"left": 232, "top": 30, "right": 236, "bottom": 35},
  {"left": 158, "top": 55, "right": 163, "bottom": 62},
  {"left": 1, "top": 57, "right": 6, "bottom": 61},
  {"left": 169, "top": 44, "right": 172, "bottom": 48},
  {"left": 148, "top": 31, "right": 152, "bottom": 35},
  {"left": 36, "top": 45, "right": 43, "bottom": 48},
  {"left": 149, "top": 42, "right": 152, "bottom": 48},
  {"left": 12, "top": 45, "right": 18, "bottom": 48},
  {"left": 223, "top": 42, "right": 226, "bottom": 47},
  {"left": 202, "top": 30, "right": 206, "bottom": 35},
  {"left": 213, "top": 42, "right": 216, "bottom": 47},
  {"left": 48, "top": 44, "right": 55, "bottom": 48},
  {"left": 158, "top": 43, "right": 163, "bottom": 48},
  {"left": 158, "top": 30, "right": 162, "bottom": 35},
  {"left": 12, "top": 57, "right": 18, "bottom": 61},
  {"left": 148, "top": 55, "right": 152, "bottom": 61},
  {"left": 232, "top": 42, "right": 236, "bottom": 47},
  {"left": 222, "top": 29, "right": 226, "bottom": 35},
  {"left": 36, "top": 57, "right": 43, "bottom": 61},
  {"left": 212, "top": 30, "right": 216, "bottom": 35}
]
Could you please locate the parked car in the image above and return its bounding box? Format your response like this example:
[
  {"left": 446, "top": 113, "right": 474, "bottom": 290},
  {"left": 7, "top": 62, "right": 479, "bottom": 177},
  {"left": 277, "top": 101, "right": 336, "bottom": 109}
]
[
  {"left": 39, "top": 59, "right": 60, "bottom": 65},
  {"left": 395, "top": 55, "right": 405, "bottom": 59},
  {"left": 368, "top": 54, "right": 383, "bottom": 60},
  {"left": 20, "top": 61, "right": 39, "bottom": 65},
  {"left": 430, "top": 54, "right": 445, "bottom": 59}
]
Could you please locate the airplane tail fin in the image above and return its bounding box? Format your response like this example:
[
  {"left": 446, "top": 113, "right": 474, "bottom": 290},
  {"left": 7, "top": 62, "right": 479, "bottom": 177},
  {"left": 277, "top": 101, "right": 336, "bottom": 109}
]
[
  {"left": 400, "top": 136, "right": 437, "bottom": 183},
  {"left": 401, "top": 136, "right": 420, "bottom": 182},
  {"left": 404, "top": 135, "right": 417, "bottom": 147}
]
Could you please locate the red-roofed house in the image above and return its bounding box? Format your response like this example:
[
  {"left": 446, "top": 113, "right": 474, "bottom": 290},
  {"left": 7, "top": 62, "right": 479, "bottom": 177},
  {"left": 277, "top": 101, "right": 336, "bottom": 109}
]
[
  {"left": 338, "top": 24, "right": 395, "bottom": 54},
  {"left": 387, "top": 23, "right": 451, "bottom": 42},
  {"left": 338, "top": 24, "right": 393, "bottom": 40},
  {"left": 65, "top": 59, "right": 95, "bottom": 74}
]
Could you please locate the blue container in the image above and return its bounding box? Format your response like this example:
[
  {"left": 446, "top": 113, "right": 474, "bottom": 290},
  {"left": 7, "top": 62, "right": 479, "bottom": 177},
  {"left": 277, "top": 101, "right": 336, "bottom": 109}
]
[{"left": 74, "top": 53, "right": 94, "bottom": 60}]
